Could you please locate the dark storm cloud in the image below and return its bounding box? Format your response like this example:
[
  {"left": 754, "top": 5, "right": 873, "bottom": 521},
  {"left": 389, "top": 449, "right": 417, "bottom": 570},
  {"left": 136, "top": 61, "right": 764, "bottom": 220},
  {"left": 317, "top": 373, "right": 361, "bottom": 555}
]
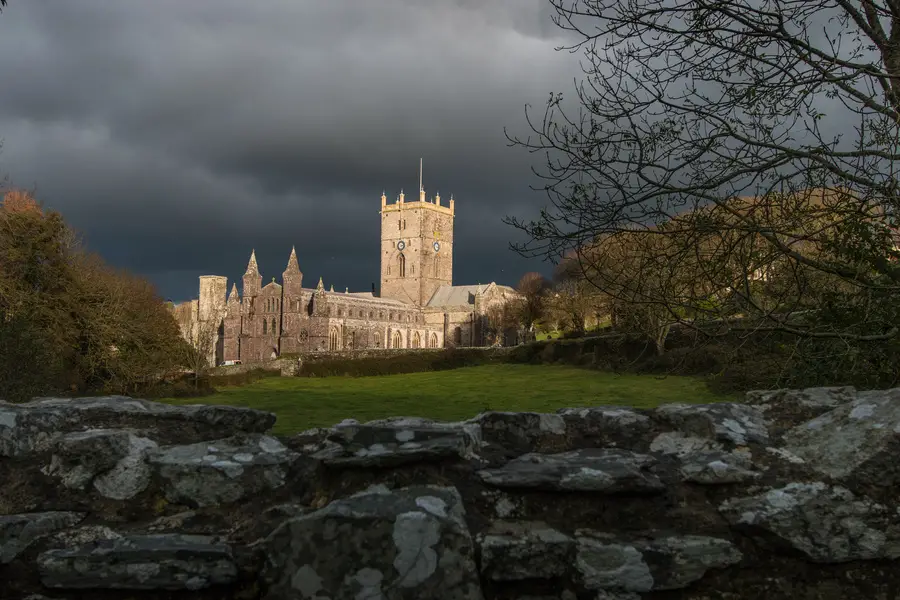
[{"left": 0, "top": 0, "right": 582, "bottom": 301}]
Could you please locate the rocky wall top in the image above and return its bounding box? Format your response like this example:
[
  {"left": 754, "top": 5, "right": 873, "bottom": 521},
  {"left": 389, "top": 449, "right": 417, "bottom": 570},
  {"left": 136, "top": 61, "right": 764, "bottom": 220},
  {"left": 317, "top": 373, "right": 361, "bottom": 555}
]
[{"left": 1, "top": 385, "right": 899, "bottom": 599}]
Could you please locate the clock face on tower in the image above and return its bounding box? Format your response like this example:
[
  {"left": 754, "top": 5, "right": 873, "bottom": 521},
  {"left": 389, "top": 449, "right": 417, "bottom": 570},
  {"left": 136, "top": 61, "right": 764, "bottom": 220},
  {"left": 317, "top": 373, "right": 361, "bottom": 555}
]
[
  {"left": 433, "top": 241, "right": 440, "bottom": 252},
  {"left": 397, "top": 240, "right": 406, "bottom": 251}
]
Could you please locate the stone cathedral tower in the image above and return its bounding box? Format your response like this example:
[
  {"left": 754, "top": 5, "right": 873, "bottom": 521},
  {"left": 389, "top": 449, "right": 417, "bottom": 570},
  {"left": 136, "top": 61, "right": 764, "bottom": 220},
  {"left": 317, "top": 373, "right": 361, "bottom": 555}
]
[{"left": 380, "top": 161, "right": 455, "bottom": 306}]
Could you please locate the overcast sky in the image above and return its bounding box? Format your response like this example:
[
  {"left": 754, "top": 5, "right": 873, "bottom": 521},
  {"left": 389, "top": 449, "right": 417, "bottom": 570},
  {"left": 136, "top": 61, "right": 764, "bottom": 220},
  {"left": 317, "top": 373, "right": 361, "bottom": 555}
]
[{"left": 0, "top": 1, "right": 583, "bottom": 302}]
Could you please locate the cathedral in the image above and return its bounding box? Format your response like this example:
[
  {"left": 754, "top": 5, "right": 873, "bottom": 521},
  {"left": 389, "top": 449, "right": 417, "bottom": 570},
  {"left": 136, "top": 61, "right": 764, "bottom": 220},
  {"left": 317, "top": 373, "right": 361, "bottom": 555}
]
[{"left": 172, "top": 180, "right": 520, "bottom": 364}]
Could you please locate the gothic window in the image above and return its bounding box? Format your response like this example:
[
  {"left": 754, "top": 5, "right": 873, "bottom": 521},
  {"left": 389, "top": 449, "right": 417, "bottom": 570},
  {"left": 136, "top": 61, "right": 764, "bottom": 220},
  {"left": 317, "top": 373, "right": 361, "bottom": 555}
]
[
  {"left": 389, "top": 312, "right": 394, "bottom": 320},
  {"left": 338, "top": 308, "right": 343, "bottom": 317},
  {"left": 350, "top": 331, "right": 356, "bottom": 349},
  {"left": 387, "top": 264, "right": 391, "bottom": 275},
  {"left": 263, "top": 319, "right": 268, "bottom": 334},
  {"left": 429, "top": 333, "right": 438, "bottom": 348},
  {"left": 379, "top": 312, "right": 384, "bottom": 319},
  {"left": 375, "top": 331, "right": 382, "bottom": 347},
  {"left": 411, "top": 264, "right": 414, "bottom": 275},
  {"left": 271, "top": 318, "right": 276, "bottom": 334},
  {"left": 299, "top": 329, "right": 309, "bottom": 342},
  {"left": 412, "top": 332, "right": 421, "bottom": 348},
  {"left": 406, "top": 314, "right": 410, "bottom": 322},
  {"left": 434, "top": 257, "right": 440, "bottom": 278},
  {"left": 454, "top": 327, "right": 462, "bottom": 344},
  {"left": 392, "top": 330, "right": 403, "bottom": 349},
  {"left": 329, "top": 327, "right": 340, "bottom": 351},
  {"left": 399, "top": 254, "right": 406, "bottom": 278},
  {"left": 369, "top": 311, "right": 373, "bottom": 319}
]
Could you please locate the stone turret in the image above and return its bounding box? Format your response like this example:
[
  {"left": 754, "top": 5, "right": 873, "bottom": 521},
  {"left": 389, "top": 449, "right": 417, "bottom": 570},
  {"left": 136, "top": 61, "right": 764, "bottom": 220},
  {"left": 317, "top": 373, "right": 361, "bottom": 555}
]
[
  {"left": 282, "top": 247, "right": 302, "bottom": 294},
  {"left": 242, "top": 250, "right": 262, "bottom": 302},
  {"left": 223, "top": 283, "right": 242, "bottom": 362}
]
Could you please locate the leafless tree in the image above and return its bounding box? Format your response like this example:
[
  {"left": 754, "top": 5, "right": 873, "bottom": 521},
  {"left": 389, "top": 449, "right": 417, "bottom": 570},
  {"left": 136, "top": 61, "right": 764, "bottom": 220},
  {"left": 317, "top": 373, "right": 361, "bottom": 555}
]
[
  {"left": 511, "top": 272, "right": 552, "bottom": 334},
  {"left": 506, "top": 0, "right": 900, "bottom": 343},
  {"left": 181, "top": 315, "right": 221, "bottom": 388}
]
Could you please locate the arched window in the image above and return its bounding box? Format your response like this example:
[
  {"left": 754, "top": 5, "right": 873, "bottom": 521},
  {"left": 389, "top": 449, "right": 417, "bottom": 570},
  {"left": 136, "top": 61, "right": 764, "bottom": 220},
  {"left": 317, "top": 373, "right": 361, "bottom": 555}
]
[
  {"left": 411, "top": 264, "right": 414, "bottom": 275},
  {"left": 389, "top": 312, "right": 393, "bottom": 320},
  {"left": 454, "top": 327, "right": 462, "bottom": 345},
  {"left": 392, "top": 330, "right": 403, "bottom": 349},
  {"left": 350, "top": 331, "right": 356, "bottom": 349},
  {"left": 338, "top": 308, "right": 343, "bottom": 317},
  {"left": 263, "top": 319, "right": 268, "bottom": 334},
  {"left": 375, "top": 331, "right": 382, "bottom": 347},
  {"left": 429, "top": 333, "right": 438, "bottom": 348},
  {"left": 434, "top": 257, "right": 440, "bottom": 278},
  {"left": 412, "top": 332, "right": 421, "bottom": 348},
  {"left": 399, "top": 254, "right": 406, "bottom": 277},
  {"left": 329, "top": 327, "right": 340, "bottom": 351},
  {"left": 271, "top": 318, "right": 276, "bottom": 335}
]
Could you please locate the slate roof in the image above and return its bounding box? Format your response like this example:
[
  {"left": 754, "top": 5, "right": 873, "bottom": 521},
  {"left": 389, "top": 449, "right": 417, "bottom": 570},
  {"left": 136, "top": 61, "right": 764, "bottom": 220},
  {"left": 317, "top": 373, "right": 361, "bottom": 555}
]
[{"left": 426, "top": 283, "right": 517, "bottom": 308}]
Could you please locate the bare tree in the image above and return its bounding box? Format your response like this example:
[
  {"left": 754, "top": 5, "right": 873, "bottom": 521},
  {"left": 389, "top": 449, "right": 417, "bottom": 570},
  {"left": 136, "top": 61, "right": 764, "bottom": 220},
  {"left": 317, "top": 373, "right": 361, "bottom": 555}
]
[
  {"left": 512, "top": 272, "right": 552, "bottom": 335},
  {"left": 181, "top": 315, "right": 221, "bottom": 388},
  {"left": 506, "top": 0, "right": 900, "bottom": 343}
]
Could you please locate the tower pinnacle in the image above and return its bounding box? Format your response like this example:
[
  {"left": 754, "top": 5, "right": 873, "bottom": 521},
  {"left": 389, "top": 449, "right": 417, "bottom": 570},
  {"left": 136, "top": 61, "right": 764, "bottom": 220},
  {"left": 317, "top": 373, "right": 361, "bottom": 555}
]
[
  {"left": 285, "top": 246, "right": 301, "bottom": 273},
  {"left": 245, "top": 249, "right": 259, "bottom": 274}
]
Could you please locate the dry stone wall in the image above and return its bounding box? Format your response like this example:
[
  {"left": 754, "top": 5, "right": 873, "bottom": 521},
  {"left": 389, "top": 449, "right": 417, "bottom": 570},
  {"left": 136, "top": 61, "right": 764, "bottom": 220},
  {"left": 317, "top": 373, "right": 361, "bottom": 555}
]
[{"left": 1, "top": 387, "right": 900, "bottom": 599}]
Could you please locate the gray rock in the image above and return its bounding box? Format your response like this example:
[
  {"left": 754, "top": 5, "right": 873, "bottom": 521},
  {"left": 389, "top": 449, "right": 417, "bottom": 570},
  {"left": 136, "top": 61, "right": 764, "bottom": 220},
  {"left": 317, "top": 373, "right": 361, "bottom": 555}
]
[
  {"left": 0, "top": 396, "right": 276, "bottom": 457},
  {"left": 746, "top": 387, "right": 856, "bottom": 410},
  {"left": 38, "top": 533, "right": 237, "bottom": 590},
  {"left": 782, "top": 388, "right": 900, "bottom": 481},
  {"left": 679, "top": 449, "right": 760, "bottom": 484},
  {"left": 649, "top": 431, "right": 722, "bottom": 457},
  {"left": 514, "top": 593, "right": 578, "bottom": 600},
  {"left": 575, "top": 536, "right": 653, "bottom": 592},
  {"left": 43, "top": 429, "right": 157, "bottom": 499},
  {"left": 262, "top": 485, "right": 483, "bottom": 599},
  {"left": 478, "top": 522, "right": 574, "bottom": 581},
  {"left": 653, "top": 403, "right": 769, "bottom": 446},
  {"left": 314, "top": 421, "right": 479, "bottom": 467},
  {"left": 0, "top": 512, "right": 85, "bottom": 564},
  {"left": 477, "top": 449, "right": 664, "bottom": 493},
  {"left": 93, "top": 434, "right": 158, "bottom": 499},
  {"left": 475, "top": 411, "right": 567, "bottom": 451},
  {"left": 639, "top": 535, "right": 743, "bottom": 590},
  {"left": 719, "top": 482, "right": 900, "bottom": 562},
  {"left": 44, "top": 429, "right": 132, "bottom": 489},
  {"left": 575, "top": 532, "right": 741, "bottom": 592},
  {"left": 746, "top": 387, "right": 860, "bottom": 434},
  {"left": 558, "top": 406, "right": 653, "bottom": 450},
  {"left": 149, "top": 434, "right": 298, "bottom": 508}
]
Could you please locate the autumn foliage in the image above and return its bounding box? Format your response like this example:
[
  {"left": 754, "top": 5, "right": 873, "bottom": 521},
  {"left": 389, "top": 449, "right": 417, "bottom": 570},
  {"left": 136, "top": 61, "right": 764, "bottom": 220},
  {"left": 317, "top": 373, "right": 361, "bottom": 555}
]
[{"left": 0, "top": 190, "right": 188, "bottom": 400}]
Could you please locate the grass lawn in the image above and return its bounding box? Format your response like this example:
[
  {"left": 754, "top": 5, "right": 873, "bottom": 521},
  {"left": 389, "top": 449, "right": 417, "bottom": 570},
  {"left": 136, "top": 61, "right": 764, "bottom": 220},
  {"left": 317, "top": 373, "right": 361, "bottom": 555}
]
[{"left": 160, "top": 364, "right": 733, "bottom": 435}]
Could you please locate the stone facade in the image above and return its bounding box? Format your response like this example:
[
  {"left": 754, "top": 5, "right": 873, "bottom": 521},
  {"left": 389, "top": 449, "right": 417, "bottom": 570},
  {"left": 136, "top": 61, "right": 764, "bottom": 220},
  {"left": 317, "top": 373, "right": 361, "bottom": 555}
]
[
  {"left": 5, "top": 386, "right": 900, "bottom": 598},
  {"left": 172, "top": 186, "right": 521, "bottom": 365}
]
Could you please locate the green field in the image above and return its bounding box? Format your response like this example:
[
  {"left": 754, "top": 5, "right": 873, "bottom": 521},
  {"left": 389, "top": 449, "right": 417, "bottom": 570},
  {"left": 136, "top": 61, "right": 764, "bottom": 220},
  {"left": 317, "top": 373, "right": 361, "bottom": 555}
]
[
  {"left": 161, "top": 364, "right": 731, "bottom": 435},
  {"left": 163, "top": 364, "right": 728, "bottom": 434}
]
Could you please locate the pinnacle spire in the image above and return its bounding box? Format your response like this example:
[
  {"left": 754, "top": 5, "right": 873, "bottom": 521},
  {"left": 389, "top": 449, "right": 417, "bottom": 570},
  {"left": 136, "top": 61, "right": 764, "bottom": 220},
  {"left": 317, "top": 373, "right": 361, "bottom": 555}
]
[
  {"left": 228, "top": 283, "right": 239, "bottom": 302},
  {"left": 284, "top": 246, "right": 301, "bottom": 273},
  {"left": 316, "top": 276, "right": 325, "bottom": 291},
  {"left": 245, "top": 249, "right": 259, "bottom": 274}
]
